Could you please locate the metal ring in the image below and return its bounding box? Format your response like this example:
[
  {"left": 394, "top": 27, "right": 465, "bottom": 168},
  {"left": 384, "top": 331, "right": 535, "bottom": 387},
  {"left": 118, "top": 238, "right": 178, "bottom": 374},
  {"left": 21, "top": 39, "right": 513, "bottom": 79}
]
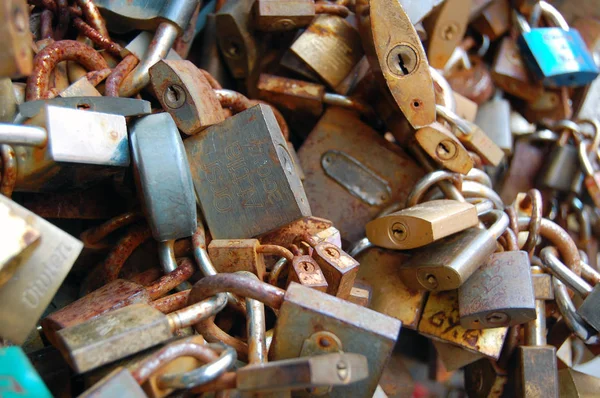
[
  {"left": 157, "top": 343, "right": 236, "bottom": 389},
  {"left": 540, "top": 247, "right": 592, "bottom": 297},
  {"left": 520, "top": 189, "right": 542, "bottom": 253},
  {"left": 407, "top": 170, "right": 463, "bottom": 207}
]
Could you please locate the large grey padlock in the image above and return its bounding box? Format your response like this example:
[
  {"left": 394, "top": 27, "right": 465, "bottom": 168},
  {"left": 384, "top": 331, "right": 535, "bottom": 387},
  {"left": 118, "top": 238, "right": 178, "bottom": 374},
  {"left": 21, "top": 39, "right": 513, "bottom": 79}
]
[
  {"left": 0, "top": 104, "right": 130, "bottom": 192},
  {"left": 185, "top": 104, "right": 311, "bottom": 239},
  {"left": 130, "top": 112, "right": 197, "bottom": 280},
  {"left": 474, "top": 91, "right": 513, "bottom": 155}
]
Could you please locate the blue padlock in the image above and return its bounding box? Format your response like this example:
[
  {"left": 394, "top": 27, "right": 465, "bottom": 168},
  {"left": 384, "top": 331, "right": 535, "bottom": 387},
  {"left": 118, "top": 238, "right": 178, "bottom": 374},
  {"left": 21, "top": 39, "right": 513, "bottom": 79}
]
[
  {"left": 0, "top": 346, "right": 52, "bottom": 398},
  {"left": 515, "top": 1, "right": 599, "bottom": 87}
]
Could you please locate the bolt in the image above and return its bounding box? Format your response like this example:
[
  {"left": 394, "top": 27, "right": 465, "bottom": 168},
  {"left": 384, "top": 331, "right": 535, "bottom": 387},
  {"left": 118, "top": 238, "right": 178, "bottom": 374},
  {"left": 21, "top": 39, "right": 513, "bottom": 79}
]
[
  {"left": 436, "top": 139, "right": 457, "bottom": 160},
  {"left": 386, "top": 44, "right": 418, "bottom": 77},
  {"left": 391, "top": 222, "right": 408, "bottom": 241},
  {"left": 163, "top": 85, "right": 186, "bottom": 109}
]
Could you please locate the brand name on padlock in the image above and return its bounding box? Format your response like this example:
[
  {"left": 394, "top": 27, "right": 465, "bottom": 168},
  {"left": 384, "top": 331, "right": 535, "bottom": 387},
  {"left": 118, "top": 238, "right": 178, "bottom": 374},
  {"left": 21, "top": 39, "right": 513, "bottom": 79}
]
[{"left": 21, "top": 242, "right": 75, "bottom": 308}]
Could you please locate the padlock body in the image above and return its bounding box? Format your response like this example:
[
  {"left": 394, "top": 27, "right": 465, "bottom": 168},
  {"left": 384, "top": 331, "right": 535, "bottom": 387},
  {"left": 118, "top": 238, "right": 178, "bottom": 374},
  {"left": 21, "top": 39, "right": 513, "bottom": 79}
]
[
  {"left": 475, "top": 97, "right": 513, "bottom": 154},
  {"left": 458, "top": 251, "right": 536, "bottom": 329},
  {"left": 518, "top": 28, "right": 599, "bottom": 87},
  {"left": 537, "top": 144, "right": 580, "bottom": 192},
  {"left": 287, "top": 255, "right": 328, "bottom": 292},
  {"left": 514, "top": 346, "right": 559, "bottom": 398},
  {"left": 207, "top": 239, "right": 266, "bottom": 279},
  {"left": 312, "top": 242, "right": 359, "bottom": 299},
  {"left": 577, "top": 285, "right": 600, "bottom": 332},
  {"left": 185, "top": 104, "right": 311, "bottom": 239},
  {"left": 270, "top": 283, "right": 401, "bottom": 398}
]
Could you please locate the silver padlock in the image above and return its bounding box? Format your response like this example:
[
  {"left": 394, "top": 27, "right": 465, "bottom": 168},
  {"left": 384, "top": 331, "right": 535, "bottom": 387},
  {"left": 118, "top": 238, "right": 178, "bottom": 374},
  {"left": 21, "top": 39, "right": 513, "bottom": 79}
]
[{"left": 474, "top": 91, "right": 513, "bottom": 155}]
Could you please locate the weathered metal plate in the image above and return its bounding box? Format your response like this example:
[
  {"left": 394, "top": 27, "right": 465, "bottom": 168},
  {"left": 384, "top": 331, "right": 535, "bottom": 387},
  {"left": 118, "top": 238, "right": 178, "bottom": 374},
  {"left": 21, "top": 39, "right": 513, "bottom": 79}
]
[{"left": 19, "top": 97, "right": 151, "bottom": 118}]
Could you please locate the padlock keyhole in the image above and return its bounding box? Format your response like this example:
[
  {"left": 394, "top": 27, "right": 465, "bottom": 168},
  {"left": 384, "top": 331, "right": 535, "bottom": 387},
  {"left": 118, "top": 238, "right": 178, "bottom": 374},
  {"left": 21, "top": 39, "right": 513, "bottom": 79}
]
[{"left": 397, "top": 53, "right": 410, "bottom": 75}]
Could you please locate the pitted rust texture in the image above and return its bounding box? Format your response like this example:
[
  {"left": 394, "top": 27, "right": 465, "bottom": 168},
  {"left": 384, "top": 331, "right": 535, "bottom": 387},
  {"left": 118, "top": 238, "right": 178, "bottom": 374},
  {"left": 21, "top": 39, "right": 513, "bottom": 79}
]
[
  {"left": 105, "top": 54, "right": 139, "bottom": 97},
  {"left": 151, "top": 290, "right": 190, "bottom": 313},
  {"left": 74, "top": 0, "right": 110, "bottom": 39},
  {"left": 72, "top": 17, "right": 126, "bottom": 58},
  {"left": 0, "top": 145, "right": 17, "bottom": 198},
  {"left": 40, "top": 10, "right": 54, "bottom": 41},
  {"left": 26, "top": 40, "right": 109, "bottom": 101},
  {"left": 103, "top": 223, "right": 152, "bottom": 282},
  {"left": 145, "top": 258, "right": 195, "bottom": 300},
  {"left": 257, "top": 217, "right": 332, "bottom": 249},
  {"left": 315, "top": 2, "right": 350, "bottom": 17},
  {"left": 80, "top": 211, "right": 143, "bottom": 248}
]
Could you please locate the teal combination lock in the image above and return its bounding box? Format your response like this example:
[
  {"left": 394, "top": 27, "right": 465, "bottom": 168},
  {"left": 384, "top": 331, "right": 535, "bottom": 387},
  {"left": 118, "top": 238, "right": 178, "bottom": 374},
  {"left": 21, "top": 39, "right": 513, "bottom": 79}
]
[
  {"left": 0, "top": 346, "right": 52, "bottom": 398},
  {"left": 515, "top": 1, "right": 599, "bottom": 87}
]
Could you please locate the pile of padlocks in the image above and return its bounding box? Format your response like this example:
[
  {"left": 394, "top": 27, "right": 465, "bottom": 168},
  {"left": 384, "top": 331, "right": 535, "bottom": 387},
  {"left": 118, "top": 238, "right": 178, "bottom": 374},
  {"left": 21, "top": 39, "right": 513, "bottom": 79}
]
[{"left": 2, "top": 0, "right": 600, "bottom": 396}]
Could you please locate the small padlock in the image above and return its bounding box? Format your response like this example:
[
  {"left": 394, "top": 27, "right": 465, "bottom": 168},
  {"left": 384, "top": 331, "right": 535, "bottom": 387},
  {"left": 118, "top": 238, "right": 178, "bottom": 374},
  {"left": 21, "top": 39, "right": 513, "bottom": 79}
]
[
  {"left": 418, "top": 289, "right": 508, "bottom": 359},
  {"left": 1, "top": 105, "right": 130, "bottom": 192},
  {"left": 149, "top": 60, "right": 224, "bottom": 135},
  {"left": 41, "top": 260, "right": 195, "bottom": 347},
  {"left": 515, "top": 2, "right": 599, "bottom": 87},
  {"left": 471, "top": 0, "right": 511, "bottom": 41},
  {"left": 537, "top": 127, "right": 580, "bottom": 192},
  {"left": 458, "top": 250, "right": 536, "bottom": 329},
  {"left": 0, "top": 346, "right": 53, "bottom": 397},
  {"left": 298, "top": 107, "right": 424, "bottom": 243},
  {"left": 216, "top": 0, "right": 257, "bottom": 79},
  {"left": 423, "top": 0, "right": 473, "bottom": 69},
  {"left": 499, "top": 139, "right": 545, "bottom": 204},
  {"left": 287, "top": 245, "right": 329, "bottom": 293},
  {"left": 491, "top": 36, "right": 545, "bottom": 102},
  {"left": 366, "top": 199, "right": 480, "bottom": 250},
  {"left": 290, "top": 15, "right": 364, "bottom": 91},
  {"left": 0, "top": 0, "right": 32, "bottom": 78},
  {"left": 474, "top": 92, "right": 513, "bottom": 155},
  {"left": 0, "top": 199, "right": 40, "bottom": 287},
  {"left": 398, "top": 209, "right": 508, "bottom": 291},
  {"left": 523, "top": 87, "right": 573, "bottom": 122},
  {"left": 355, "top": 0, "right": 437, "bottom": 129},
  {"left": 414, "top": 122, "right": 474, "bottom": 174},
  {"left": 0, "top": 195, "right": 83, "bottom": 344},
  {"left": 185, "top": 104, "right": 311, "bottom": 239},
  {"left": 436, "top": 105, "right": 505, "bottom": 167},
  {"left": 444, "top": 54, "right": 495, "bottom": 105},
  {"left": 253, "top": 0, "right": 316, "bottom": 32}
]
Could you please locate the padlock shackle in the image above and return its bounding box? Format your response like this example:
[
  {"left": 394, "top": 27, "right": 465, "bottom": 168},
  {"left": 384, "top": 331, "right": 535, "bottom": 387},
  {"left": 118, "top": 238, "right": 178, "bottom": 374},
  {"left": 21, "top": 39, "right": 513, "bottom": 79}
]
[
  {"left": 145, "top": 258, "right": 195, "bottom": 300},
  {"left": 524, "top": 300, "right": 546, "bottom": 346},
  {"left": 465, "top": 168, "right": 493, "bottom": 188},
  {"left": 348, "top": 237, "right": 373, "bottom": 258},
  {"left": 553, "top": 277, "right": 599, "bottom": 344},
  {"left": 480, "top": 209, "right": 509, "bottom": 239},
  {"left": 0, "top": 124, "right": 47, "bottom": 147},
  {"left": 407, "top": 170, "right": 464, "bottom": 207},
  {"left": 435, "top": 105, "right": 472, "bottom": 135},
  {"left": 578, "top": 141, "right": 595, "bottom": 176},
  {"left": 157, "top": 241, "right": 192, "bottom": 291},
  {"left": 540, "top": 247, "right": 592, "bottom": 297},
  {"left": 430, "top": 68, "right": 456, "bottom": 110},
  {"left": 188, "top": 273, "right": 286, "bottom": 311},
  {"left": 256, "top": 244, "right": 295, "bottom": 262},
  {"left": 536, "top": 1, "right": 570, "bottom": 31},
  {"left": 157, "top": 344, "right": 236, "bottom": 389},
  {"left": 168, "top": 292, "right": 227, "bottom": 331},
  {"left": 461, "top": 181, "right": 504, "bottom": 209},
  {"left": 512, "top": 10, "right": 531, "bottom": 34}
]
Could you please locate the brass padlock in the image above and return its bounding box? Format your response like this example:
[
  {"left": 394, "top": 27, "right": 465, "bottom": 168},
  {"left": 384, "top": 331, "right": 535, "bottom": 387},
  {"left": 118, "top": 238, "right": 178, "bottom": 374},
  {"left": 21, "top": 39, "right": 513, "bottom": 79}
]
[
  {"left": 216, "top": 0, "right": 257, "bottom": 79},
  {"left": 149, "top": 60, "right": 224, "bottom": 135},
  {"left": 0, "top": 195, "right": 83, "bottom": 344},
  {"left": 185, "top": 104, "right": 311, "bottom": 239},
  {"left": 423, "top": 0, "right": 473, "bottom": 69},
  {"left": 458, "top": 250, "right": 536, "bottom": 329},
  {"left": 298, "top": 107, "right": 424, "bottom": 243},
  {"left": 418, "top": 289, "right": 508, "bottom": 359},
  {"left": 399, "top": 210, "right": 508, "bottom": 291},
  {"left": 471, "top": 0, "right": 511, "bottom": 41},
  {"left": 253, "top": 0, "right": 316, "bottom": 32},
  {"left": 414, "top": 122, "right": 474, "bottom": 174},
  {"left": 287, "top": 245, "right": 329, "bottom": 293},
  {"left": 0, "top": 0, "right": 32, "bottom": 78},
  {"left": 366, "top": 199, "right": 479, "bottom": 250},
  {"left": 0, "top": 199, "right": 40, "bottom": 287},
  {"left": 290, "top": 15, "right": 364, "bottom": 91},
  {"left": 356, "top": 0, "right": 436, "bottom": 129},
  {"left": 453, "top": 91, "right": 479, "bottom": 122}
]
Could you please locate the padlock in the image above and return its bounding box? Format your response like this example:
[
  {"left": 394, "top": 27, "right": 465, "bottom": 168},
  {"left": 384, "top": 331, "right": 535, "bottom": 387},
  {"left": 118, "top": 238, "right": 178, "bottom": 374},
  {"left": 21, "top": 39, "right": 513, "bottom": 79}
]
[
  {"left": 41, "top": 259, "right": 195, "bottom": 347},
  {"left": 418, "top": 290, "right": 508, "bottom": 359},
  {"left": 298, "top": 107, "right": 424, "bottom": 243},
  {"left": 491, "top": 36, "right": 545, "bottom": 102},
  {"left": 356, "top": 0, "right": 436, "bottom": 129},
  {"left": 445, "top": 54, "right": 495, "bottom": 105},
  {"left": 458, "top": 250, "right": 536, "bottom": 329},
  {"left": 18, "top": 97, "right": 152, "bottom": 119},
  {"left": 0, "top": 199, "right": 40, "bottom": 287},
  {"left": 513, "top": 297, "right": 559, "bottom": 397},
  {"left": 0, "top": 105, "right": 129, "bottom": 192},
  {"left": 414, "top": 122, "right": 474, "bottom": 174},
  {"left": 185, "top": 104, "right": 310, "bottom": 239},
  {"left": 290, "top": 15, "right": 364, "bottom": 91},
  {"left": 537, "top": 128, "right": 580, "bottom": 192},
  {"left": 149, "top": 60, "right": 224, "bottom": 135},
  {"left": 347, "top": 283, "right": 372, "bottom": 308},
  {"left": 256, "top": 74, "right": 371, "bottom": 117},
  {"left": 216, "top": 0, "right": 257, "bottom": 79},
  {"left": 287, "top": 245, "right": 329, "bottom": 293},
  {"left": 0, "top": 346, "right": 53, "bottom": 397},
  {"left": 253, "top": 0, "right": 316, "bottom": 32},
  {"left": 559, "top": 368, "right": 600, "bottom": 397},
  {"left": 187, "top": 273, "right": 401, "bottom": 397},
  {"left": 423, "top": 0, "right": 473, "bottom": 69},
  {"left": 474, "top": 92, "right": 513, "bottom": 155},
  {"left": 108, "top": 0, "right": 201, "bottom": 96},
  {"left": 540, "top": 247, "right": 600, "bottom": 333},
  {"left": 55, "top": 288, "right": 227, "bottom": 373},
  {"left": 578, "top": 140, "right": 600, "bottom": 209},
  {"left": 453, "top": 91, "right": 479, "bottom": 122},
  {"left": 436, "top": 104, "right": 505, "bottom": 166},
  {"left": 0, "top": 0, "right": 32, "bottom": 78},
  {"left": 515, "top": 2, "right": 599, "bottom": 87},
  {"left": 499, "top": 139, "right": 544, "bottom": 204},
  {"left": 523, "top": 87, "right": 573, "bottom": 123},
  {"left": 0, "top": 195, "right": 83, "bottom": 344},
  {"left": 398, "top": 210, "right": 508, "bottom": 291},
  {"left": 208, "top": 239, "right": 295, "bottom": 280},
  {"left": 354, "top": 246, "right": 427, "bottom": 330},
  {"left": 471, "top": 0, "right": 511, "bottom": 41},
  {"left": 299, "top": 237, "right": 359, "bottom": 299},
  {"left": 366, "top": 199, "right": 480, "bottom": 250}
]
